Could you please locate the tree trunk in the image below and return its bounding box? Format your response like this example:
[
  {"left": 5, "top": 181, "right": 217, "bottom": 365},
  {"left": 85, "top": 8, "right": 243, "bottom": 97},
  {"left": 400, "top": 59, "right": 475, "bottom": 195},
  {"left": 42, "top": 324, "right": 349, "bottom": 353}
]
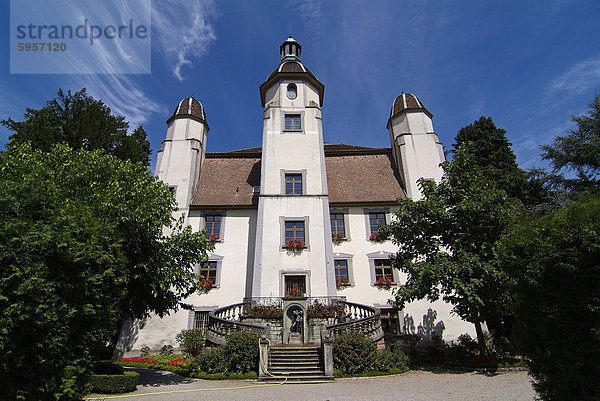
[{"left": 474, "top": 320, "right": 487, "bottom": 356}]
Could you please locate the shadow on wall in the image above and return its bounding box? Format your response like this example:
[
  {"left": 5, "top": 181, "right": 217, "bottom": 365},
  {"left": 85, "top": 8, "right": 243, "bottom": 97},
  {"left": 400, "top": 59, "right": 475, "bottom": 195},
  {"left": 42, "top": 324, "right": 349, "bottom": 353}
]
[
  {"left": 403, "top": 308, "right": 445, "bottom": 342},
  {"left": 111, "top": 318, "right": 145, "bottom": 361}
]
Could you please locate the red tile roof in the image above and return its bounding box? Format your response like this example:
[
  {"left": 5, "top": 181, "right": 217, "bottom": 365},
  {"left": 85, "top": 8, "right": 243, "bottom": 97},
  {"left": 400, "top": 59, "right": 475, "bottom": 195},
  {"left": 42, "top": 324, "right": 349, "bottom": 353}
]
[
  {"left": 190, "top": 145, "right": 406, "bottom": 208},
  {"left": 326, "top": 151, "right": 406, "bottom": 205},
  {"left": 191, "top": 156, "right": 261, "bottom": 208}
]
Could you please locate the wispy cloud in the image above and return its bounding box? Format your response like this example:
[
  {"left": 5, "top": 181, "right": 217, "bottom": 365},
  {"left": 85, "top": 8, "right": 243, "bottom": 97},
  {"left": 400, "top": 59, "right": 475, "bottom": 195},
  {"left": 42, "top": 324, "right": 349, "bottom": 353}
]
[
  {"left": 152, "top": 0, "right": 217, "bottom": 81},
  {"left": 291, "top": 0, "right": 326, "bottom": 39},
  {"left": 547, "top": 57, "right": 600, "bottom": 96},
  {"left": 68, "top": 74, "right": 164, "bottom": 129}
]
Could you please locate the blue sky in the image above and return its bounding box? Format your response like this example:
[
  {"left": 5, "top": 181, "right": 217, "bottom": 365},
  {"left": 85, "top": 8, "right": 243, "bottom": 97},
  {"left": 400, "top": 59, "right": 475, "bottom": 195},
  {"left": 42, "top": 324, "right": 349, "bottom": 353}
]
[{"left": 1, "top": 1, "right": 599, "bottom": 173}]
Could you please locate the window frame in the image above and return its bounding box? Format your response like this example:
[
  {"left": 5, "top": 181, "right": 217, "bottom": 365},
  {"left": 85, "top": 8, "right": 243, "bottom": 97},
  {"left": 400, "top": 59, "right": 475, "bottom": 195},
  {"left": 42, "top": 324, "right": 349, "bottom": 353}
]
[
  {"left": 201, "top": 211, "right": 226, "bottom": 242},
  {"left": 363, "top": 208, "right": 390, "bottom": 239},
  {"left": 279, "top": 270, "right": 311, "bottom": 297},
  {"left": 285, "top": 173, "right": 303, "bottom": 195},
  {"left": 188, "top": 306, "right": 218, "bottom": 331},
  {"left": 280, "top": 170, "right": 306, "bottom": 195},
  {"left": 333, "top": 252, "right": 354, "bottom": 286},
  {"left": 279, "top": 216, "right": 310, "bottom": 251},
  {"left": 196, "top": 254, "right": 223, "bottom": 288},
  {"left": 281, "top": 111, "right": 305, "bottom": 133},
  {"left": 367, "top": 251, "right": 397, "bottom": 286},
  {"left": 330, "top": 208, "right": 350, "bottom": 241}
]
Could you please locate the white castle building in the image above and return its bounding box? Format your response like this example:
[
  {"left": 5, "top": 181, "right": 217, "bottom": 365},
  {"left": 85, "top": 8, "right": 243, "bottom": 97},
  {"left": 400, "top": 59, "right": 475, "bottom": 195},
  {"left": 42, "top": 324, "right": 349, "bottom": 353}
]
[{"left": 119, "top": 36, "right": 474, "bottom": 354}]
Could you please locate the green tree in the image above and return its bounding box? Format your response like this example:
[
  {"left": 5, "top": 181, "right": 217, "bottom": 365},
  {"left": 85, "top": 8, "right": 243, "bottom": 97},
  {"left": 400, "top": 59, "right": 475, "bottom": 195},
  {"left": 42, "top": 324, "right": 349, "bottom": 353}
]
[
  {"left": 541, "top": 94, "right": 600, "bottom": 193},
  {"left": 381, "top": 145, "right": 521, "bottom": 353},
  {"left": 455, "top": 116, "right": 547, "bottom": 208},
  {"left": 0, "top": 143, "right": 212, "bottom": 400},
  {"left": 498, "top": 195, "right": 600, "bottom": 400},
  {"left": 2, "top": 88, "right": 151, "bottom": 166}
]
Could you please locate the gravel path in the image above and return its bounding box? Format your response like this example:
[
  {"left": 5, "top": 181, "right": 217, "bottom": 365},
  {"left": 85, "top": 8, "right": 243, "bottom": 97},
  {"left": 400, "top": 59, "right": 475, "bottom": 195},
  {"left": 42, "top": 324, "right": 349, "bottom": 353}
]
[{"left": 86, "top": 367, "right": 536, "bottom": 401}]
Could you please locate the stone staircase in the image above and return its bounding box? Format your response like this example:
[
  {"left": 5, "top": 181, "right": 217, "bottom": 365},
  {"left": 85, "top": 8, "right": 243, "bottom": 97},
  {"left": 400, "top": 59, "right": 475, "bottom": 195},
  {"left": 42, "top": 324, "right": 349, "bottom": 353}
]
[{"left": 259, "top": 346, "right": 334, "bottom": 383}]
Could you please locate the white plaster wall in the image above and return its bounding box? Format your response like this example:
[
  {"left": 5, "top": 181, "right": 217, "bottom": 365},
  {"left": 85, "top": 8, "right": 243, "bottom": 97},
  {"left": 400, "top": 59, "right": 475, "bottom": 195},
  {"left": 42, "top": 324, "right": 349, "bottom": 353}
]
[
  {"left": 331, "top": 207, "right": 475, "bottom": 341},
  {"left": 389, "top": 112, "right": 444, "bottom": 200},
  {"left": 255, "top": 196, "right": 330, "bottom": 297},
  {"left": 155, "top": 118, "right": 207, "bottom": 208},
  {"left": 122, "top": 209, "right": 256, "bottom": 353}
]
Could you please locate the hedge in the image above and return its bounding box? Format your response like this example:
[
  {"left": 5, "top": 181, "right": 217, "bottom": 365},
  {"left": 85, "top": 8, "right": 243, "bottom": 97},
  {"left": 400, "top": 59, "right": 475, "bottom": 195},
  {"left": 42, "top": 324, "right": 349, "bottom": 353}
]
[{"left": 88, "top": 371, "right": 139, "bottom": 394}]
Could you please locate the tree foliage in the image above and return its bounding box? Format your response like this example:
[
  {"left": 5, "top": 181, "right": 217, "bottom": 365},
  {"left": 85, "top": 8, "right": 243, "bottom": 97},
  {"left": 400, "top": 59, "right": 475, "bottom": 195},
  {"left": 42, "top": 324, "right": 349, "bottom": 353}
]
[
  {"left": 382, "top": 145, "right": 521, "bottom": 352},
  {"left": 0, "top": 143, "right": 212, "bottom": 400},
  {"left": 498, "top": 195, "right": 600, "bottom": 401},
  {"left": 455, "top": 116, "right": 547, "bottom": 208},
  {"left": 541, "top": 94, "right": 600, "bottom": 193},
  {"left": 2, "top": 88, "right": 151, "bottom": 166}
]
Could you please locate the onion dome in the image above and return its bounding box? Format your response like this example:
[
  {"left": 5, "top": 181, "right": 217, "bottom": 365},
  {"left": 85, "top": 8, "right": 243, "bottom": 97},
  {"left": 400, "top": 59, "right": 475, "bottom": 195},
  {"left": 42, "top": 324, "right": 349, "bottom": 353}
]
[
  {"left": 166, "top": 96, "right": 208, "bottom": 129},
  {"left": 389, "top": 91, "right": 432, "bottom": 120},
  {"left": 260, "top": 35, "right": 324, "bottom": 107}
]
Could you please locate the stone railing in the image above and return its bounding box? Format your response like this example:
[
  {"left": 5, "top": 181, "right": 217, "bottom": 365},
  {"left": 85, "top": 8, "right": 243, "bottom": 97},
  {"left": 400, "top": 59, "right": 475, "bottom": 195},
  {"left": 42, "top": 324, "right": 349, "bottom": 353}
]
[
  {"left": 205, "top": 302, "right": 265, "bottom": 346},
  {"left": 326, "top": 300, "right": 384, "bottom": 342},
  {"left": 206, "top": 297, "right": 383, "bottom": 345}
]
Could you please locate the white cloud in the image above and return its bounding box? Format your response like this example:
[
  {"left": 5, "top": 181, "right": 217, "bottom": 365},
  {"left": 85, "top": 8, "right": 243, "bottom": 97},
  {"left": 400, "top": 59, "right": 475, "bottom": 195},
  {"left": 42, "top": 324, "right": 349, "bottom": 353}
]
[
  {"left": 68, "top": 74, "right": 164, "bottom": 129},
  {"left": 548, "top": 57, "right": 600, "bottom": 96},
  {"left": 152, "top": 0, "right": 217, "bottom": 81}
]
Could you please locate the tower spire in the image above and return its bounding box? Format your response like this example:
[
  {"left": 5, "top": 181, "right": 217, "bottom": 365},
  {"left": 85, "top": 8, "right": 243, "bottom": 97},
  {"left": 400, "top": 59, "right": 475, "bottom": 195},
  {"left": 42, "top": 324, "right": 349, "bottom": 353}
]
[{"left": 280, "top": 35, "right": 302, "bottom": 61}]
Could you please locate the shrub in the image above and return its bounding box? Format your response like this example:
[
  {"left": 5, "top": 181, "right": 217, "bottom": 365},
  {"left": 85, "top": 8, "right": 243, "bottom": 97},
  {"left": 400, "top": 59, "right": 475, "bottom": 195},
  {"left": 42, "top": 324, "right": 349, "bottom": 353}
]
[
  {"left": 93, "top": 362, "right": 125, "bottom": 375},
  {"left": 140, "top": 346, "right": 151, "bottom": 358},
  {"left": 159, "top": 345, "right": 174, "bottom": 356},
  {"left": 176, "top": 329, "right": 205, "bottom": 357},
  {"left": 189, "top": 347, "right": 226, "bottom": 374},
  {"left": 221, "top": 330, "right": 261, "bottom": 373},
  {"left": 373, "top": 345, "right": 409, "bottom": 371},
  {"left": 333, "top": 332, "right": 377, "bottom": 373},
  {"left": 88, "top": 371, "right": 139, "bottom": 394}
]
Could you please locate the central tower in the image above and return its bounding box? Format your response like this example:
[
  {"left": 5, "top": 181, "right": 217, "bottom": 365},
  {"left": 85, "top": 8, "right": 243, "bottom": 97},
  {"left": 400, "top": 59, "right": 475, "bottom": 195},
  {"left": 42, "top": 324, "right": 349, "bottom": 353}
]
[{"left": 251, "top": 36, "right": 336, "bottom": 298}]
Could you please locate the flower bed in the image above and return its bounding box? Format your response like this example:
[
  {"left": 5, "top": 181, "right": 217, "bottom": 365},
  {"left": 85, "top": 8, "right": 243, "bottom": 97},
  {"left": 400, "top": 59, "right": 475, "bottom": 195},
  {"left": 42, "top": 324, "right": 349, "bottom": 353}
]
[
  {"left": 307, "top": 300, "right": 343, "bottom": 318},
  {"left": 243, "top": 304, "right": 283, "bottom": 319}
]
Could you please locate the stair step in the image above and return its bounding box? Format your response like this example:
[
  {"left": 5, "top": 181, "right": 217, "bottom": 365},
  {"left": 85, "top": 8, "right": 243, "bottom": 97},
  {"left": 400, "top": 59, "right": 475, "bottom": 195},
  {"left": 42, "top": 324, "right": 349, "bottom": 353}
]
[
  {"left": 270, "top": 362, "right": 323, "bottom": 367},
  {"left": 259, "top": 375, "right": 334, "bottom": 382}
]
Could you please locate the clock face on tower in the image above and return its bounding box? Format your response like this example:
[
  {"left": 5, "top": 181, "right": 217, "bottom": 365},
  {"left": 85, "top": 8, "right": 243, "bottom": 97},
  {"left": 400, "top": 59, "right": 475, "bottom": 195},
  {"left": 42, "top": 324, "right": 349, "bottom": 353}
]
[{"left": 287, "top": 84, "right": 297, "bottom": 100}]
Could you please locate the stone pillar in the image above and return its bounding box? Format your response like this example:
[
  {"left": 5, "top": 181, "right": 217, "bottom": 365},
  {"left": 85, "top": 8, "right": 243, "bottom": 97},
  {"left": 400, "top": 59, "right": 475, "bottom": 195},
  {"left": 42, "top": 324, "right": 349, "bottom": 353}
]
[
  {"left": 258, "top": 334, "right": 270, "bottom": 378},
  {"left": 320, "top": 325, "right": 334, "bottom": 377}
]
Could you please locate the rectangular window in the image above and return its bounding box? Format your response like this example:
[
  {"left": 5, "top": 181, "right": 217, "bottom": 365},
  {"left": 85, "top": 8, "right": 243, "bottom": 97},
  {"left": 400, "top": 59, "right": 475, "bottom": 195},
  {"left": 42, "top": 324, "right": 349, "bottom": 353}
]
[
  {"left": 374, "top": 259, "right": 393, "bottom": 282},
  {"left": 205, "top": 215, "right": 221, "bottom": 239},
  {"left": 284, "top": 114, "right": 301, "bottom": 131},
  {"left": 285, "top": 220, "right": 305, "bottom": 247},
  {"left": 194, "top": 311, "right": 210, "bottom": 334},
  {"left": 330, "top": 213, "right": 346, "bottom": 237},
  {"left": 369, "top": 212, "right": 386, "bottom": 234},
  {"left": 199, "top": 261, "right": 218, "bottom": 285},
  {"left": 285, "top": 275, "right": 306, "bottom": 297},
  {"left": 285, "top": 173, "right": 303, "bottom": 195},
  {"left": 334, "top": 260, "right": 349, "bottom": 283}
]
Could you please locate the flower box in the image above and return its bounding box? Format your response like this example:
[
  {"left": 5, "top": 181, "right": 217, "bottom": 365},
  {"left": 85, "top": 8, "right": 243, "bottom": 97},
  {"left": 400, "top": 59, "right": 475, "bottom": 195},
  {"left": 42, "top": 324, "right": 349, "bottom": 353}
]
[
  {"left": 336, "top": 277, "right": 349, "bottom": 290},
  {"left": 285, "top": 238, "right": 305, "bottom": 251},
  {"left": 285, "top": 288, "right": 305, "bottom": 298},
  {"left": 375, "top": 275, "right": 393, "bottom": 290},
  {"left": 332, "top": 232, "right": 344, "bottom": 245},
  {"left": 198, "top": 277, "right": 214, "bottom": 293}
]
